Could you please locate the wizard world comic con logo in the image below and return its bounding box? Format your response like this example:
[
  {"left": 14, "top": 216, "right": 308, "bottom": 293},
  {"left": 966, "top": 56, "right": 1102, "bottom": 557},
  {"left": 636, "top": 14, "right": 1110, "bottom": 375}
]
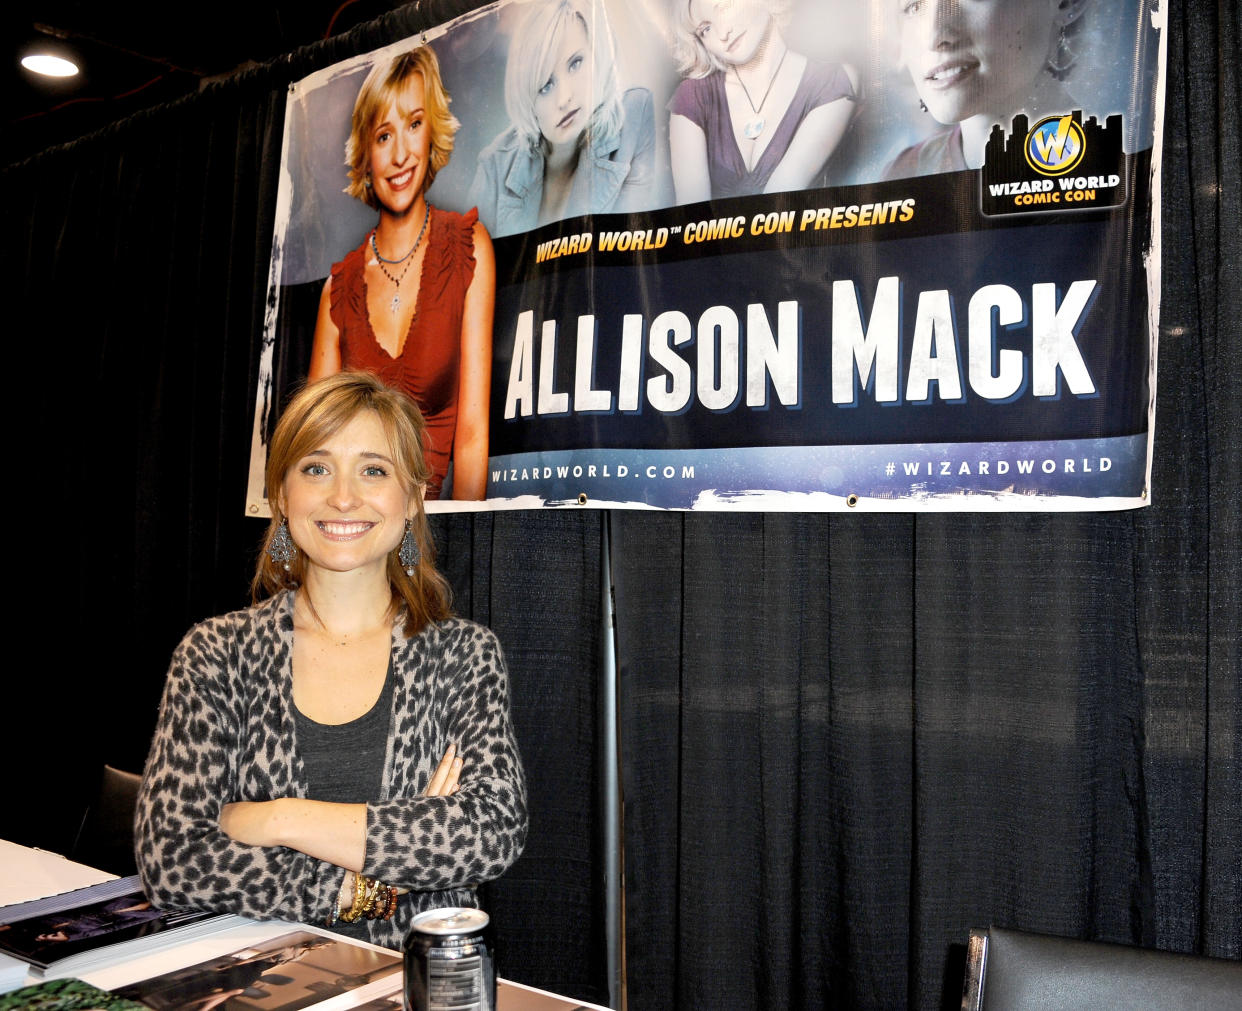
[
  {"left": 1026, "top": 114, "right": 1086, "bottom": 174},
  {"left": 980, "top": 111, "right": 1127, "bottom": 217}
]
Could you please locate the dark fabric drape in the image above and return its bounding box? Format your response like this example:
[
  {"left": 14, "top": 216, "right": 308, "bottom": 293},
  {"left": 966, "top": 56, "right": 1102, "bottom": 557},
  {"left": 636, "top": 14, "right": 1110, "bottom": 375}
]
[
  {"left": 614, "top": 514, "right": 919, "bottom": 1009},
  {"left": 615, "top": 3, "right": 1240, "bottom": 1009},
  {"left": 2, "top": 2, "right": 607, "bottom": 1002},
  {"left": 433, "top": 511, "right": 607, "bottom": 1000}
]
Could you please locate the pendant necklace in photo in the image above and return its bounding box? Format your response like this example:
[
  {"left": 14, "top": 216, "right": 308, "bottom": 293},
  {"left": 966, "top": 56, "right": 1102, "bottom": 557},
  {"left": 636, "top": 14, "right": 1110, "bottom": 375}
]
[
  {"left": 735, "top": 47, "right": 788, "bottom": 142},
  {"left": 372, "top": 202, "right": 431, "bottom": 314}
]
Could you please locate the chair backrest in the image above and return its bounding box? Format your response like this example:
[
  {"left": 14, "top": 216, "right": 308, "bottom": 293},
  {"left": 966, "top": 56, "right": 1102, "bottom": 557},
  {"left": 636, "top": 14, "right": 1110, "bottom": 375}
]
[
  {"left": 69, "top": 764, "right": 142, "bottom": 876},
  {"left": 962, "top": 926, "right": 1242, "bottom": 1011}
]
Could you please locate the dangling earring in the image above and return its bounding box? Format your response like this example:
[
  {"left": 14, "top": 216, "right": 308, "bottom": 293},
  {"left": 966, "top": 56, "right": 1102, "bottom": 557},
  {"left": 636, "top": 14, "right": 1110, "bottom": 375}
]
[
  {"left": 399, "top": 519, "right": 420, "bottom": 576},
  {"left": 268, "top": 519, "right": 297, "bottom": 571},
  {"left": 364, "top": 172, "right": 372, "bottom": 189},
  {"left": 1045, "top": 22, "right": 1076, "bottom": 80},
  {"left": 918, "top": 98, "right": 928, "bottom": 114}
]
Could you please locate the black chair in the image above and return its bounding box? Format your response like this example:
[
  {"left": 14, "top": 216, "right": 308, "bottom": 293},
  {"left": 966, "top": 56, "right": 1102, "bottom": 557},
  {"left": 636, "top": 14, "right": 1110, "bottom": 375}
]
[
  {"left": 69, "top": 764, "right": 142, "bottom": 876},
  {"left": 962, "top": 925, "right": 1242, "bottom": 1011}
]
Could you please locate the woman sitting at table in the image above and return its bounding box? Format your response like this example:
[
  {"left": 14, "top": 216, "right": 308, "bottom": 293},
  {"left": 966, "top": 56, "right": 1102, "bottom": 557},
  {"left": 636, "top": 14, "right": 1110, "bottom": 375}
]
[{"left": 135, "top": 372, "right": 527, "bottom": 948}]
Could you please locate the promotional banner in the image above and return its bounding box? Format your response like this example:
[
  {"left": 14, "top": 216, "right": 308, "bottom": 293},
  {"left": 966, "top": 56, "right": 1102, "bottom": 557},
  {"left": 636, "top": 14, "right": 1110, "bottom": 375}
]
[{"left": 247, "top": 0, "right": 1164, "bottom": 514}]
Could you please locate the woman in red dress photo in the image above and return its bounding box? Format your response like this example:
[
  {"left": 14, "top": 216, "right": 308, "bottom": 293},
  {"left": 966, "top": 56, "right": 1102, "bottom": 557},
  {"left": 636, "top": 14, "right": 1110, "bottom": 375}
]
[{"left": 310, "top": 46, "right": 495, "bottom": 501}]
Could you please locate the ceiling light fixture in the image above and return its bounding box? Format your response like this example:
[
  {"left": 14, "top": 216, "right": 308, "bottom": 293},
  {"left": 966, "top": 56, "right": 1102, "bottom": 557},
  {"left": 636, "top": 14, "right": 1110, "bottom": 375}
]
[{"left": 21, "top": 54, "right": 80, "bottom": 78}]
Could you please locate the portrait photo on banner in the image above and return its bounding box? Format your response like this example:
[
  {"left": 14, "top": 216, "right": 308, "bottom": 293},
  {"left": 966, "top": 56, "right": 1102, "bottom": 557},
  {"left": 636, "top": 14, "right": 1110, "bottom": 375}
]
[{"left": 247, "top": 0, "right": 1163, "bottom": 516}]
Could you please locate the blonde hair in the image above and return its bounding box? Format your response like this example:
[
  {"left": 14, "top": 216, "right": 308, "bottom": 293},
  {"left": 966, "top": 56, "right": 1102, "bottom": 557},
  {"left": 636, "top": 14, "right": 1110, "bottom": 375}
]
[
  {"left": 253, "top": 372, "right": 452, "bottom": 636},
  {"left": 344, "top": 47, "right": 459, "bottom": 209},
  {"left": 668, "top": 0, "right": 790, "bottom": 79},
  {"left": 504, "top": 0, "right": 623, "bottom": 151}
]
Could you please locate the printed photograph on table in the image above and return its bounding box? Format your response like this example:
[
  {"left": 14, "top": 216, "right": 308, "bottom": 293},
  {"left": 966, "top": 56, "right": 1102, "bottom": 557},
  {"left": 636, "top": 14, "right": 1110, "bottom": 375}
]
[
  {"left": 0, "top": 887, "right": 214, "bottom": 971},
  {"left": 112, "top": 931, "right": 399, "bottom": 1011},
  {"left": 247, "top": 0, "right": 1164, "bottom": 513}
]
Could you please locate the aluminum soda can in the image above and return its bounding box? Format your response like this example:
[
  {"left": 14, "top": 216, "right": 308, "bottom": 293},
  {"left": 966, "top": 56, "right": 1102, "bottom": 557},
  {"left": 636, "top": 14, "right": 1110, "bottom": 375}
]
[{"left": 403, "top": 906, "right": 496, "bottom": 1011}]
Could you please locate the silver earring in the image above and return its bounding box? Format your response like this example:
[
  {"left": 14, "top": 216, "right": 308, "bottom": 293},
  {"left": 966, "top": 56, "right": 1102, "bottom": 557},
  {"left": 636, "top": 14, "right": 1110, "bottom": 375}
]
[
  {"left": 918, "top": 98, "right": 928, "bottom": 114},
  {"left": 1046, "top": 23, "right": 1075, "bottom": 79},
  {"left": 399, "top": 519, "right": 420, "bottom": 576},
  {"left": 268, "top": 519, "right": 297, "bottom": 571},
  {"left": 364, "top": 173, "right": 372, "bottom": 189}
]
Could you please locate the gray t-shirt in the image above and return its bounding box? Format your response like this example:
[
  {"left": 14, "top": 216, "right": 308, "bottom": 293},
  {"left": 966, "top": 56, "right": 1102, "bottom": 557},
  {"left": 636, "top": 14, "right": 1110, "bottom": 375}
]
[{"left": 293, "top": 657, "right": 394, "bottom": 940}]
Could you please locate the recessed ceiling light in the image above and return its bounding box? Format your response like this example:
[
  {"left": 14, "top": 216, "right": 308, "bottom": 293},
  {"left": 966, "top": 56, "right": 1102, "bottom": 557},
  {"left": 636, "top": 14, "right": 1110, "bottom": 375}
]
[{"left": 21, "top": 54, "right": 80, "bottom": 78}]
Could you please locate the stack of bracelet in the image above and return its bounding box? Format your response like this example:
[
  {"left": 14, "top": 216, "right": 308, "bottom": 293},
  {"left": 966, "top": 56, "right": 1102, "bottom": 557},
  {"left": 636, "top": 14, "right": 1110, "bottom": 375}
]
[{"left": 335, "top": 872, "right": 399, "bottom": 924}]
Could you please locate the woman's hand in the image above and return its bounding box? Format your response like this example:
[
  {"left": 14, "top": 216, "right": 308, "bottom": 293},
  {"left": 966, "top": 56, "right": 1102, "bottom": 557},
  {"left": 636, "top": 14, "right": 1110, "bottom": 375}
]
[
  {"left": 425, "top": 742, "right": 464, "bottom": 796},
  {"left": 332, "top": 743, "right": 463, "bottom": 913}
]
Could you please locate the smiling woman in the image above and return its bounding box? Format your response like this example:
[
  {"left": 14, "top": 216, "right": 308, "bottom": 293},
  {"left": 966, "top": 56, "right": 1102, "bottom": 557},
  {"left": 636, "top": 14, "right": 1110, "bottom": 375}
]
[
  {"left": 134, "top": 372, "right": 528, "bottom": 950},
  {"left": 281, "top": 412, "right": 413, "bottom": 582},
  {"left": 309, "top": 46, "right": 495, "bottom": 501},
  {"left": 886, "top": 0, "right": 1091, "bottom": 177}
]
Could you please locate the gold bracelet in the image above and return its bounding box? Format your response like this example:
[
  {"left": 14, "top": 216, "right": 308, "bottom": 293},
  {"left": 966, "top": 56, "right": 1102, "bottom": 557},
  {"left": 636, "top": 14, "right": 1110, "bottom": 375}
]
[
  {"left": 361, "top": 876, "right": 380, "bottom": 918},
  {"left": 339, "top": 873, "right": 370, "bottom": 923},
  {"left": 335, "top": 873, "right": 398, "bottom": 924},
  {"left": 357, "top": 876, "right": 377, "bottom": 920}
]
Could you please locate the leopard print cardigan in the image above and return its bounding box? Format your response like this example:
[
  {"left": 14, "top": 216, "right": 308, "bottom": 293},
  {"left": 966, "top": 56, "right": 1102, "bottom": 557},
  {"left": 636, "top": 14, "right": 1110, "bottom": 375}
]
[{"left": 135, "top": 590, "right": 527, "bottom": 948}]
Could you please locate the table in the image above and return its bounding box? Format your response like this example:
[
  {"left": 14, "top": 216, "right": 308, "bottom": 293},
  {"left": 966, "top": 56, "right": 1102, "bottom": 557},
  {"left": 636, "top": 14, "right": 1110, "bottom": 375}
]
[
  {"left": 0, "top": 841, "right": 608, "bottom": 1011},
  {"left": 0, "top": 840, "right": 115, "bottom": 906}
]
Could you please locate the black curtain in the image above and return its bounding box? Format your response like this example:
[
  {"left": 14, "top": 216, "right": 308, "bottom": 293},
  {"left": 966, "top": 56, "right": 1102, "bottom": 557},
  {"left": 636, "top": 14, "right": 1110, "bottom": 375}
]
[
  {"left": 435, "top": 511, "right": 607, "bottom": 1000},
  {"left": 614, "top": 2, "right": 1241, "bottom": 1008},
  {"left": 2, "top": 1, "right": 607, "bottom": 1002}
]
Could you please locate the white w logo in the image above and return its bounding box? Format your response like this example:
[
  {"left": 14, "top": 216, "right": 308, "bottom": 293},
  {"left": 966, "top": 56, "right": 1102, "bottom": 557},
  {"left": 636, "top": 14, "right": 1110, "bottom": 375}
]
[{"left": 1033, "top": 116, "right": 1077, "bottom": 165}]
